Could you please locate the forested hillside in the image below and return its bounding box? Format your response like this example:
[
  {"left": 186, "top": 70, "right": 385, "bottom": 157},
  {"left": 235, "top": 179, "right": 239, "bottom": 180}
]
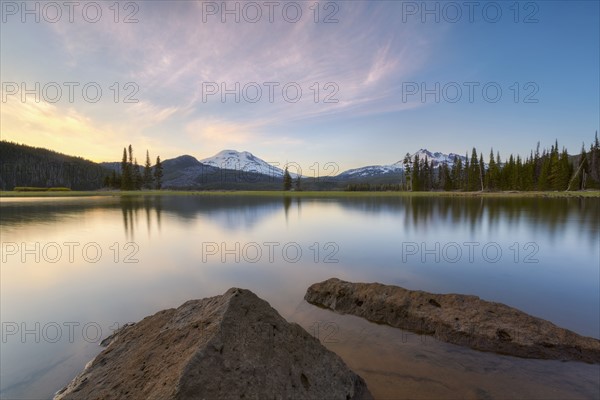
[
  {"left": 391, "top": 134, "right": 600, "bottom": 192},
  {"left": 0, "top": 141, "right": 110, "bottom": 190}
]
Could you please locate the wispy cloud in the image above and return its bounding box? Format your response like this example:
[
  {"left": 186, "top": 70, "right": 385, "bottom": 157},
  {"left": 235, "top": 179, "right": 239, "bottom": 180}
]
[
  {"left": 3, "top": 1, "right": 438, "bottom": 163},
  {"left": 46, "top": 2, "right": 434, "bottom": 125}
]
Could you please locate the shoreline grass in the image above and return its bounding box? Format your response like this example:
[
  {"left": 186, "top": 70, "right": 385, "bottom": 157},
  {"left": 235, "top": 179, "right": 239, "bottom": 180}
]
[{"left": 1, "top": 190, "right": 599, "bottom": 199}]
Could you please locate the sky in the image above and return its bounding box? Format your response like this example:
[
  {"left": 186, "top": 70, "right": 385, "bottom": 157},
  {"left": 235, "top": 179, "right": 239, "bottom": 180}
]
[{"left": 1, "top": 0, "right": 599, "bottom": 172}]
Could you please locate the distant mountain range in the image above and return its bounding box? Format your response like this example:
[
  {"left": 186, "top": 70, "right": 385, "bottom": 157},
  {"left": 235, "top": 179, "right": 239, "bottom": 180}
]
[
  {"left": 337, "top": 149, "right": 469, "bottom": 179},
  {"left": 0, "top": 141, "right": 487, "bottom": 190}
]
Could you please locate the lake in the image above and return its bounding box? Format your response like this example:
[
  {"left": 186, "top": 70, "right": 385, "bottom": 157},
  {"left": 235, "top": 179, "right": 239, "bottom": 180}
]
[{"left": 1, "top": 195, "right": 599, "bottom": 399}]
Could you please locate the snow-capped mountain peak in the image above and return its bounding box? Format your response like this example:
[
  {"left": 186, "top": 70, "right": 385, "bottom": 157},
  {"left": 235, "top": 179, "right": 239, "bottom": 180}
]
[
  {"left": 391, "top": 149, "right": 467, "bottom": 168},
  {"left": 338, "top": 149, "right": 470, "bottom": 179},
  {"left": 200, "top": 150, "right": 285, "bottom": 177}
]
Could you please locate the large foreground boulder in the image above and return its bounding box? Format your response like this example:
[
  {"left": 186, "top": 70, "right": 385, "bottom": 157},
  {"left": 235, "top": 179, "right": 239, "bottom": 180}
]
[
  {"left": 55, "top": 288, "right": 372, "bottom": 400},
  {"left": 305, "top": 278, "right": 600, "bottom": 363}
]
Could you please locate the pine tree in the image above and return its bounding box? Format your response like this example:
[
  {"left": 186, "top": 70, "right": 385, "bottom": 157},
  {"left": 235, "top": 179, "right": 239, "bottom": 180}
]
[
  {"left": 143, "top": 150, "right": 153, "bottom": 189},
  {"left": 591, "top": 131, "right": 600, "bottom": 184},
  {"left": 283, "top": 167, "right": 292, "bottom": 191},
  {"left": 121, "top": 147, "right": 132, "bottom": 190},
  {"left": 442, "top": 163, "right": 452, "bottom": 191},
  {"left": 486, "top": 148, "right": 498, "bottom": 190},
  {"left": 555, "top": 148, "right": 571, "bottom": 190},
  {"left": 514, "top": 155, "right": 522, "bottom": 190},
  {"left": 464, "top": 154, "right": 470, "bottom": 191},
  {"left": 132, "top": 158, "right": 142, "bottom": 190},
  {"left": 128, "top": 144, "right": 133, "bottom": 165},
  {"left": 402, "top": 153, "right": 412, "bottom": 191},
  {"left": 154, "top": 156, "right": 163, "bottom": 190},
  {"left": 466, "top": 148, "right": 478, "bottom": 191},
  {"left": 422, "top": 156, "right": 430, "bottom": 191},
  {"left": 533, "top": 141, "right": 541, "bottom": 186},
  {"left": 538, "top": 149, "right": 550, "bottom": 190},
  {"left": 478, "top": 153, "right": 485, "bottom": 191},
  {"left": 412, "top": 154, "right": 421, "bottom": 191},
  {"left": 452, "top": 156, "right": 463, "bottom": 190},
  {"left": 521, "top": 153, "right": 535, "bottom": 191},
  {"left": 549, "top": 142, "right": 561, "bottom": 190},
  {"left": 430, "top": 159, "right": 435, "bottom": 190},
  {"left": 503, "top": 154, "right": 515, "bottom": 190}
]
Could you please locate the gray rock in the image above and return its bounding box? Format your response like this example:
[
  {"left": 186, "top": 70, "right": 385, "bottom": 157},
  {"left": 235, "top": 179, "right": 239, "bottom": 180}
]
[
  {"left": 305, "top": 278, "right": 600, "bottom": 363},
  {"left": 55, "top": 288, "right": 372, "bottom": 400}
]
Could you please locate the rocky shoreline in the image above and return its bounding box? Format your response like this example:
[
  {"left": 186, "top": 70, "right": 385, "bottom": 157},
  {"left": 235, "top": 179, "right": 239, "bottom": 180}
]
[
  {"left": 56, "top": 279, "right": 600, "bottom": 399},
  {"left": 55, "top": 288, "right": 372, "bottom": 400},
  {"left": 304, "top": 278, "right": 600, "bottom": 363}
]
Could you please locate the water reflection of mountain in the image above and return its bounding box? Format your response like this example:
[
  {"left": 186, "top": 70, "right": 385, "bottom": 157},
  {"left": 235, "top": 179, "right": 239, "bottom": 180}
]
[{"left": 147, "top": 196, "right": 283, "bottom": 231}]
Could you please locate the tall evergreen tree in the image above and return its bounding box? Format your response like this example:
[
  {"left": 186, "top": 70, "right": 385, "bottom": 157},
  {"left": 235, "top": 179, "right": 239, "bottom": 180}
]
[
  {"left": 132, "top": 158, "right": 142, "bottom": 190},
  {"left": 548, "top": 142, "right": 561, "bottom": 190},
  {"left": 478, "top": 153, "right": 485, "bottom": 191},
  {"left": 430, "top": 159, "right": 435, "bottom": 190},
  {"left": 121, "top": 147, "right": 132, "bottom": 190},
  {"left": 591, "top": 131, "right": 600, "bottom": 184},
  {"left": 143, "top": 150, "right": 153, "bottom": 189},
  {"left": 503, "top": 155, "right": 515, "bottom": 190},
  {"left": 538, "top": 149, "right": 550, "bottom": 190},
  {"left": 422, "top": 156, "right": 430, "bottom": 190},
  {"left": 402, "top": 153, "right": 412, "bottom": 191},
  {"left": 412, "top": 154, "right": 421, "bottom": 191},
  {"left": 442, "top": 163, "right": 452, "bottom": 191},
  {"left": 556, "top": 148, "right": 572, "bottom": 190},
  {"left": 521, "top": 153, "right": 535, "bottom": 191},
  {"left": 533, "top": 141, "right": 541, "bottom": 186},
  {"left": 128, "top": 144, "right": 133, "bottom": 165},
  {"left": 283, "top": 167, "right": 292, "bottom": 191},
  {"left": 154, "top": 156, "right": 163, "bottom": 190},
  {"left": 514, "top": 155, "right": 522, "bottom": 190},
  {"left": 464, "top": 154, "right": 470, "bottom": 191},
  {"left": 467, "top": 148, "right": 478, "bottom": 191},
  {"left": 452, "top": 156, "right": 463, "bottom": 190},
  {"left": 486, "top": 148, "right": 499, "bottom": 190}
]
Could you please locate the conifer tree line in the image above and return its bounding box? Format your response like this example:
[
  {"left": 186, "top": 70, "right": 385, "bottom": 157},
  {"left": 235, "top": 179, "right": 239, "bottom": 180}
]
[
  {"left": 103, "top": 145, "right": 163, "bottom": 190},
  {"left": 0, "top": 140, "right": 108, "bottom": 190},
  {"left": 346, "top": 183, "right": 403, "bottom": 192},
  {"left": 282, "top": 167, "right": 302, "bottom": 191},
  {"left": 399, "top": 133, "right": 600, "bottom": 192}
]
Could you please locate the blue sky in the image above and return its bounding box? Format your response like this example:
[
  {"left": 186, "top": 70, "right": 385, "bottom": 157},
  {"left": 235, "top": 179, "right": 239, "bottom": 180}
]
[{"left": 1, "top": 1, "right": 598, "bottom": 171}]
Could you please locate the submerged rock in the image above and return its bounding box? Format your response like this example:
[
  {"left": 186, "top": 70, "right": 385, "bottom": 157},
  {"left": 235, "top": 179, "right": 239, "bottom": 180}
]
[
  {"left": 55, "top": 288, "right": 372, "bottom": 400},
  {"left": 305, "top": 278, "right": 600, "bottom": 363}
]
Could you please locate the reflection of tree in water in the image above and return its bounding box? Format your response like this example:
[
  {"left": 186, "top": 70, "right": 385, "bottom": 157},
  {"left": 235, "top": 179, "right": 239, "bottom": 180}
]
[
  {"left": 121, "top": 196, "right": 163, "bottom": 240},
  {"left": 283, "top": 197, "right": 291, "bottom": 221},
  {"left": 335, "top": 196, "right": 599, "bottom": 242},
  {"left": 1, "top": 195, "right": 597, "bottom": 246},
  {"left": 283, "top": 196, "right": 303, "bottom": 222},
  {"left": 121, "top": 195, "right": 283, "bottom": 232}
]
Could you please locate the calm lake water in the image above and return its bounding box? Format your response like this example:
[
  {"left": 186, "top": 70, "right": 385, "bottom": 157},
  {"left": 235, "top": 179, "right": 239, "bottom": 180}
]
[{"left": 1, "top": 195, "right": 599, "bottom": 399}]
